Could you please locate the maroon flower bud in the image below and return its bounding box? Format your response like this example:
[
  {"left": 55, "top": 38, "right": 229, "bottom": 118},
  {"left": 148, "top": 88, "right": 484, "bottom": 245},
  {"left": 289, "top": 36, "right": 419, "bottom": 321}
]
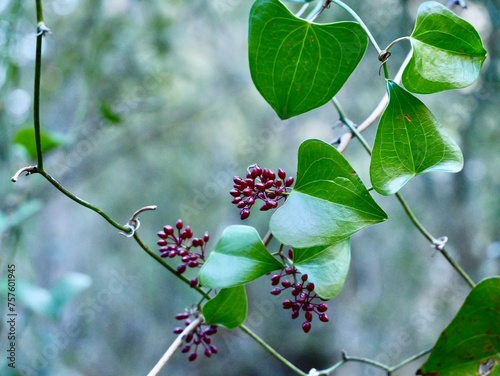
[
  {"left": 302, "top": 321, "right": 312, "bottom": 333},
  {"left": 278, "top": 168, "right": 286, "bottom": 179}
]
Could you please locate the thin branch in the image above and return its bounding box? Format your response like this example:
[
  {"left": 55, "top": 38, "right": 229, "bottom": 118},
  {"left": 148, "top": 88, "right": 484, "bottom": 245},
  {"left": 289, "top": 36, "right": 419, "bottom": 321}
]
[
  {"left": 132, "top": 232, "right": 211, "bottom": 299},
  {"left": 314, "top": 347, "right": 432, "bottom": 375},
  {"left": 388, "top": 347, "right": 432, "bottom": 372},
  {"left": 439, "top": 248, "right": 475, "bottom": 288},
  {"left": 395, "top": 193, "right": 436, "bottom": 244},
  {"left": 240, "top": 325, "right": 308, "bottom": 376},
  {"left": 331, "top": 0, "right": 382, "bottom": 53},
  {"left": 147, "top": 316, "right": 204, "bottom": 376},
  {"left": 263, "top": 230, "right": 273, "bottom": 246},
  {"left": 34, "top": 0, "right": 47, "bottom": 170},
  {"left": 36, "top": 170, "right": 132, "bottom": 232}
]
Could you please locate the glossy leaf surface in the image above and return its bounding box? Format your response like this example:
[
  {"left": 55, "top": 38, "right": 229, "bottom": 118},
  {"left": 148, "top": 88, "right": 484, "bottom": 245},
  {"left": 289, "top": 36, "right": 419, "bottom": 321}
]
[
  {"left": 202, "top": 286, "right": 248, "bottom": 329},
  {"left": 198, "top": 225, "right": 283, "bottom": 288},
  {"left": 270, "top": 139, "right": 387, "bottom": 248},
  {"left": 403, "top": 1, "right": 487, "bottom": 94},
  {"left": 293, "top": 239, "right": 351, "bottom": 300},
  {"left": 370, "top": 80, "right": 463, "bottom": 195},
  {"left": 249, "top": 0, "right": 368, "bottom": 119},
  {"left": 417, "top": 277, "right": 500, "bottom": 376}
]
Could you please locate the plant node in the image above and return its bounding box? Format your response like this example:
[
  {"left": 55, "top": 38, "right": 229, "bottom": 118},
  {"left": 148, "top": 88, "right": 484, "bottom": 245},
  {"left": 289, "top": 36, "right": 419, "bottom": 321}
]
[
  {"left": 36, "top": 22, "right": 51, "bottom": 37},
  {"left": 11, "top": 166, "right": 38, "bottom": 182}
]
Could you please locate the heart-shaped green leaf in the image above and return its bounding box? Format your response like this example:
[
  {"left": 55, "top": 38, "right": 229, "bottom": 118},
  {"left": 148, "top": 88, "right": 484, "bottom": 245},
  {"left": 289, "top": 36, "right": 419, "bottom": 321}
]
[
  {"left": 202, "top": 286, "right": 248, "bottom": 329},
  {"left": 417, "top": 277, "right": 500, "bottom": 376},
  {"left": 402, "top": 1, "right": 487, "bottom": 94},
  {"left": 270, "top": 139, "right": 387, "bottom": 248},
  {"left": 370, "top": 80, "right": 463, "bottom": 195},
  {"left": 293, "top": 239, "right": 351, "bottom": 300},
  {"left": 248, "top": 0, "right": 368, "bottom": 119},
  {"left": 198, "top": 225, "right": 283, "bottom": 289}
]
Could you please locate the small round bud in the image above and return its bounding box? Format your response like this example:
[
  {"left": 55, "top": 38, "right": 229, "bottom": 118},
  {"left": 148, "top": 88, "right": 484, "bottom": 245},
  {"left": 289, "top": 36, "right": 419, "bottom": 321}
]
[
  {"left": 264, "top": 180, "right": 274, "bottom": 189},
  {"left": 177, "top": 264, "right": 186, "bottom": 274},
  {"left": 175, "top": 219, "right": 183, "bottom": 230},
  {"left": 319, "top": 313, "right": 329, "bottom": 322},
  {"left": 267, "top": 199, "right": 278, "bottom": 209},
  {"left": 233, "top": 177, "right": 246, "bottom": 186},
  {"left": 266, "top": 191, "right": 276, "bottom": 199},
  {"left": 302, "top": 321, "right": 312, "bottom": 333},
  {"left": 317, "top": 303, "right": 328, "bottom": 312},
  {"left": 157, "top": 231, "right": 168, "bottom": 239},
  {"left": 278, "top": 168, "right": 286, "bottom": 179},
  {"left": 270, "top": 288, "right": 281, "bottom": 296},
  {"left": 255, "top": 183, "right": 265, "bottom": 191},
  {"left": 163, "top": 225, "right": 175, "bottom": 235},
  {"left": 240, "top": 208, "right": 250, "bottom": 220},
  {"left": 305, "top": 311, "right": 313, "bottom": 322},
  {"left": 271, "top": 274, "right": 281, "bottom": 285},
  {"left": 188, "top": 353, "right": 197, "bottom": 362},
  {"left": 175, "top": 312, "right": 190, "bottom": 320}
]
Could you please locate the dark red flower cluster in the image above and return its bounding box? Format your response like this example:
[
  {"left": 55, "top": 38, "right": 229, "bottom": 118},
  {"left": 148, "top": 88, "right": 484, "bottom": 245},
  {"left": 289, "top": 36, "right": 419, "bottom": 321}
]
[
  {"left": 173, "top": 311, "right": 218, "bottom": 361},
  {"left": 270, "top": 262, "right": 329, "bottom": 333},
  {"left": 157, "top": 219, "right": 209, "bottom": 287},
  {"left": 230, "top": 164, "right": 294, "bottom": 220}
]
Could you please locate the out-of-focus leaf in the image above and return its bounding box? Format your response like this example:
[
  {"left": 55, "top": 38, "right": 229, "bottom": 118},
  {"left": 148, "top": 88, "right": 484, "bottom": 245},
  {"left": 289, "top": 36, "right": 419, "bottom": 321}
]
[
  {"left": 6, "top": 279, "right": 53, "bottom": 317},
  {"left": 417, "top": 277, "right": 500, "bottom": 376},
  {"left": 248, "top": 0, "right": 368, "bottom": 119},
  {"left": 402, "top": 1, "right": 487, "bottom": 94},
  {"left": 0, "top": 273, "right": 92, "bottom": 320},
  {"left": 13, "top": 127, "right": 64, "bottom": 159},
  {"left": 270, "top": 139, "right": 387, "bottom": 248},
  {"left": 370, "top": 80, "right": 463, "bottom": 195},
  {"left": 198, "top": 225, "right": 283, "bottom": 288},
  {"left": 99, "top": 101, "right": 122, "bottom": 124},
  {"left": 0, "top": 200, "right": 43, "bottom": 233},
  {"left": 49, "top": 272, "right": 92, "bottom": 319},
  {"left": 202, "top": 286, "right": 247, "bottom": 329}
]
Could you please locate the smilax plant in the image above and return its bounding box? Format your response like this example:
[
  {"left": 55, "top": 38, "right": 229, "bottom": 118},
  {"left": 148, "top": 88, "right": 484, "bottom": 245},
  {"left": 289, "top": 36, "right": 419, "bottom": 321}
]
[{"left": 10, "top": 0, "right": 499, "bottom": 375}]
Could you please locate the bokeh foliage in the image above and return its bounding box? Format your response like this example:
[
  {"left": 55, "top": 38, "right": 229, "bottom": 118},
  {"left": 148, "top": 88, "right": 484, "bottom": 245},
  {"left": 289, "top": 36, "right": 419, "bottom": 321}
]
[{"left": 1, "top": 0, "right": 499, "bottom": 375}]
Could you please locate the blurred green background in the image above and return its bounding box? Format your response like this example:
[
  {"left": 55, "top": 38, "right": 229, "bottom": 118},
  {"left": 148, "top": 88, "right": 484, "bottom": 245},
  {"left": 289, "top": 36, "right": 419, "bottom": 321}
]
[{"left": 1, "top": 0, "right": 499, "bottom": 375}]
